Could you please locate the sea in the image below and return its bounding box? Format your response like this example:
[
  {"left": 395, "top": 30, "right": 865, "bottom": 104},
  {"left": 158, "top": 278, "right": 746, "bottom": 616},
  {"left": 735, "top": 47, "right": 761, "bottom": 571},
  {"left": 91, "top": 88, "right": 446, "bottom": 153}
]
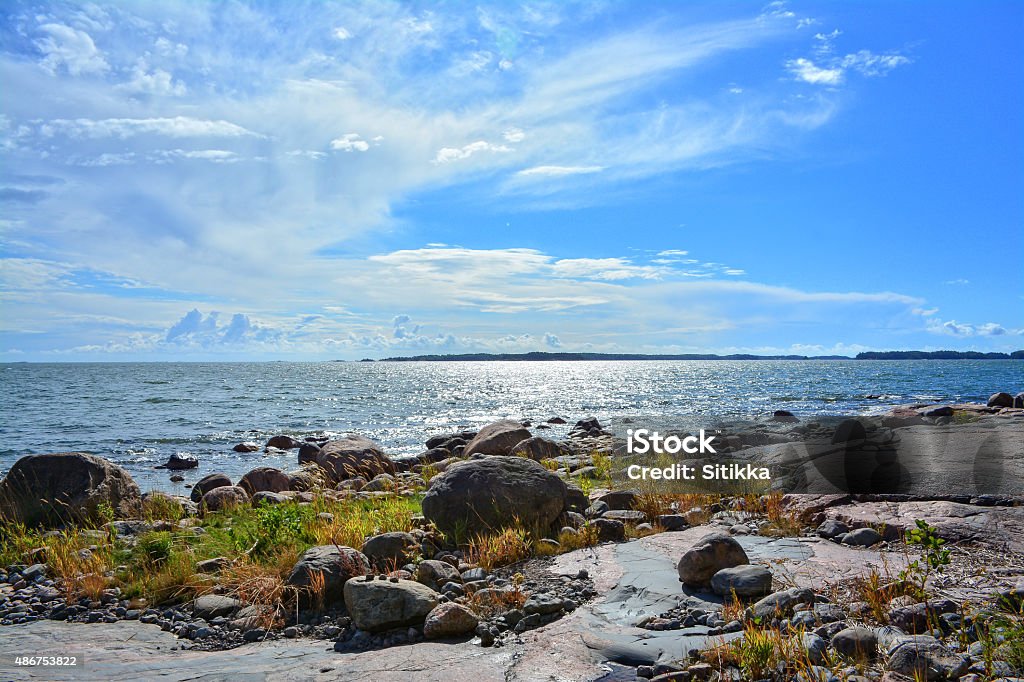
[{"left": 1, "top": 360, "right": 1020, "bottom": 491}]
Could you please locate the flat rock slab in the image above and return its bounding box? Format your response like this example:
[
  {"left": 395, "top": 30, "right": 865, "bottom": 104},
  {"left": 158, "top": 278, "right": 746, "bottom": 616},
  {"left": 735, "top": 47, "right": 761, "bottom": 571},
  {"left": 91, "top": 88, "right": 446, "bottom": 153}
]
[
  {"left": 0, "top": 529, "right": 911, "bottom": 681},
  {"left": 820, "top": 500, "right": 1024, "bottom": 552}
]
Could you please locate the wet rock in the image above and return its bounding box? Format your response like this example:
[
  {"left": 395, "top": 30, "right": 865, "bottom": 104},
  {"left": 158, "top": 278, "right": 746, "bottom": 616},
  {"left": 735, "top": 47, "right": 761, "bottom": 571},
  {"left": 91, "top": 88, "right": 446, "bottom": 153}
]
[
  {"left": 710, "top": 565, "right": 773, "bottom": 599},
  {"left": 343, "top": 577, "right": 438, "bottom": 632},
  {"left": 200, "top": 486, "right": 249, "bottom": 513},
  {"left": 189, "top": 473, "right": 232, "bottom": 503},
  {"left": 832, "top": 627, "right": 878, "bottom": 660},
  {"left": 1015, "top": 393, "right": 1024, "bottom": 409},
  {"left": 287, "top": 545, "right": 370, "bottom": 604},
  {"left": 239, "top": 467, "right": 290, "bottom": 496},
  {"left": 773, "top": 410, "right": 799, "bottom": 423},
  {"left": 463, "top": 420, "right": 532, "bottom": 457},
  {"left": 361, "top": 532, "right": 419, "bottom": 570},
  {"left": 0, "top": 452, "right": 142, "bottom": 526},
  {"left": 233, "top": 442, "right": 260, "bottom": 453},
  {"left": 266, "top": 435, "right": 303, "bottom": 450},
  {"left": 161, "top": 453, "right": 199, "bottom": 470},
  {"left": 421, "top": 456, "right": 567, "bottom": 538},
  {"left": 422, "top": 602, "right": 478, "bottom": 639},
  {"left": 676, "top": 532, "right": 749, "bottom": 588},
  {"left": 316, "top": 435, "right": 396, "bottom": 483}
]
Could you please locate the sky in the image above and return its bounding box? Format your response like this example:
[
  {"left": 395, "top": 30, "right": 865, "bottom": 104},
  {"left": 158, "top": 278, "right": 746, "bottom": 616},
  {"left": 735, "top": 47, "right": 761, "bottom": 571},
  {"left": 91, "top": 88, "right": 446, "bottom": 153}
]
[{"left": 1, "top": 0, "right": 1022, "bottom": 361}]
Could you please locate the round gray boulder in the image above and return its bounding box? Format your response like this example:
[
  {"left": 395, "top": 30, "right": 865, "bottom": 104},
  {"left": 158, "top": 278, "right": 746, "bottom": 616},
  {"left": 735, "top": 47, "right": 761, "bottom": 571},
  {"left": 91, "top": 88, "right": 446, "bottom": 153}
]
[
  {"left": 677, "top": 532, "right": 749, "bottom": 587},
  {"left": 200, "top": 485, "right": 250, "bottom": 513},
  {"left": 0, "top": 452, "right": 141, "bottom": 527},
  {"left": 287, "top": 545, "right": 370, "bottom": 604},
  {"left": 422, "top": 602, "right": 479, "bottom": 639},
  {"left": 421, "top": 456, "right": 567, "bottom": 539},
  {"left": 710, "top": 564, "right": 773, "bottom": 599},
  {"left": 463, "top": 420, "right": 532, "bottom": 456},
  {"left": 315, "top": 435, "right": 395, "bottom": 483},
  {"left": 343, "top": 577, "right": 439, "bottom": 632},
  {"left": 361, "top": 531, "right": 420, "bottom": 570},
  {"left": 190, "top": 472, "right": 232, "bottom": 503},
  {"left": 239, "top": 466, "right": 290, "bottom": 496}
]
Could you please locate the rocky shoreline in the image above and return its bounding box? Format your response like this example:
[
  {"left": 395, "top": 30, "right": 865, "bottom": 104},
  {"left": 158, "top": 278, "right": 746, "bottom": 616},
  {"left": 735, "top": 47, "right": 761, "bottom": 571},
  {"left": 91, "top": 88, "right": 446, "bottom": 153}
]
[{"left": 0, "top": 395, "right": 1022, "bottom": 681}]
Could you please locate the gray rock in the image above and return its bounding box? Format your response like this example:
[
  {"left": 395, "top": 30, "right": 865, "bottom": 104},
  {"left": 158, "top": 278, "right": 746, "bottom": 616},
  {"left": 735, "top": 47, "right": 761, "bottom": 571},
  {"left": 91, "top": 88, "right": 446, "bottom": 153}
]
[
  {"left": 422, "top": 602, "right": 478, "bottom": 639},
  {"left": 603, "top": 510, "right": 647, "bottom": 524},
  {"left": 842, "top": 527, "right": 882, "bottom": 547},
  {"left": 414, "top": 560, "right": 460, "bottom": 591},
  {"left": 509, "top": 437, "right": 571, "bottom": 461},
  {"left": 802, "top": 632, "right": 828, "bottom": 665},
  {"left": 192, "top": 595, "right": 242, "bottom": 620},
  {"left": 677, "top": 532, "right": 749, "bottom": 587},
  {"left": 460, "top": 568, "right": 488, "bottom": 582},
  {"left": 195, "top": 557, "right": 229, "bottom": 573},
  {"left": 343, "top": 578, "right": 438, "bottom": 632},
  {"left": 710, "top": 565, "right": 773, "bottom": 599},
  {"left": 988, "top": 392, "right": 1014, "bottom": 408},
  {"left": 233, "top": 442, "right": 260, "bottom": 453},
  {"left": 658, "top": 515, "right": 689, "bottom": 531},
  {"left": 816, "top": 519, "right": 850, "bottom": 539},
  {"left": 421, "top": 456, "right": 567, "bottom": 539},
  {"left": 888, "top": 600, "right": 957, "bottom": 634},
  {"left": 463, "top": 420, "right": 532, "bottom": 457},
  {"left": 748, "top": 587, "right": 815, "bottom": 620},
  {"left": 238, "top": 467, "right": 290, "bottom": 496},
  {"left": 0, "top": 452, "right": 142, "bottom": 527},
  {"left": 287, "top": 545, "right": 370, "bottom": 604},
  {"left": 887, "top": 635, "right": 970, "bottom": 681},
  {"left": 189, "top": 473, "right": 232, "bottom": 503},
  {"left": 361, "top": 532, "right": 419, "bottom": 570},
  {"left": 315, "top": 435, "right": 395, "bottom": 484},
  {"left": 266, "top": 435, "right": 303, "bottom": 450},
  {"left": 162, "top": 453, "right": 198, "bottom": 470},
  {"left": 585, "top": 501, "right": 609, "bottom": 519},
  {"left": 832, "top": 627, "right": 878, "bottom": 659},
  {"left": 200, "top": 486, "right": 249, "bottom": 513},
  {"left": 251, "top": 491, "right": 288, "bottom": 505},
  {"left": 523, "top": 593, "right": 563, "bottom": 616},
  {"left": 593, "top": 518, "right": 626, "bottom": 542},
  {"left": 597, "top": 490, "right": 640, "bottom": 510}
]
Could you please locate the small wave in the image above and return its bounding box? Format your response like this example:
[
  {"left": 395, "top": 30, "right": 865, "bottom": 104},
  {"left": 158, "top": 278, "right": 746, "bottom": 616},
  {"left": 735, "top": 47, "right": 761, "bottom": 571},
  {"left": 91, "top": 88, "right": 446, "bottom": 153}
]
[
  {"left": 143, "top": 380, "right": 171, "bottom": 385},
  {"left": 143, "top": 397, "right": 190, "bottom": 404}
]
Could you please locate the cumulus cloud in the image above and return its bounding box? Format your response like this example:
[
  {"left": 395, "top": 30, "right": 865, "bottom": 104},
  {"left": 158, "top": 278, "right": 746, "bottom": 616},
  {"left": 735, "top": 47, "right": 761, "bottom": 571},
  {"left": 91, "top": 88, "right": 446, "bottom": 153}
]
[
  {"left": 120, "top": 60, "right": 187, "bottom": 96},
  {"left": 786, "top": 58, "right": 843, "bottom": 85},
  {"left": 927, "top": 318, "right": 1019, "bottom": 337},
  {"left": 788, "top": 31, "right": 909, "bottom": 86},
  {"left": 36, "top": 23, "right": 109, "bottom": 76},
  {"left": 330, "top": 133, "right": 370, "bottom": 152},
  {"left": 433, "top": 141, "right": 512, "bottom": 164}
]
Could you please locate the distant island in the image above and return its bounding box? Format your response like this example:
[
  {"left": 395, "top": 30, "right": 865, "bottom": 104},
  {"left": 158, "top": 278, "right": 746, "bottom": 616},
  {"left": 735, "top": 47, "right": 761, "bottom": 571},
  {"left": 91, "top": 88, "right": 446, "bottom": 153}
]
[{"left": 374, "top": 350, "right": 1023, "bottom": 362}]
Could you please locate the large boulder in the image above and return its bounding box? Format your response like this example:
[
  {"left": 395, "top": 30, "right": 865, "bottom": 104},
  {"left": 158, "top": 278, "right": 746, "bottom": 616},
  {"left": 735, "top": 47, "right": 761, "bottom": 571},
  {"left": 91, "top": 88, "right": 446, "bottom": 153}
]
[
  {"left": 315, "top": 435, "right": 395, "bottom": 483},
  {"left": 361, "top": 532, "right": 419, "bottom": 570},
  {"left": 343, "top": 577, "right": 439, "bottom": 632},
  {"left": 266, "top": 435, "right": 303, "bottom": 450},
  {"left": 423, "top": 602, "right": 479, "bottom": 639},
  {"left": 421, "top": 456, "right": 567, "bottom": 539},
  {"left": 676, "top": 532, "right": 749, "bottom": 588},
  {"left": 200, "top": 486, "right": 250, "bottom": 513},
  {"left": 287, "top": 545, "right": 370, "bottom": 604},
  {"left": 190, "top": 473, "right": 232, "bottom": 503},
  {"left": 988, "top": 392, "right": 1014, "bottom": 408},
  {"left": 510, "top": 437, "right": 571, "bottom": 461},
  {"left": 238, "top": 467, "right": 290, "bottom": 496},
  {"left": 0, "top": 452, "right": 141, "bottom": 526},
  {"left": 463, "top": 420, "right": 532, "bottom": 457}
]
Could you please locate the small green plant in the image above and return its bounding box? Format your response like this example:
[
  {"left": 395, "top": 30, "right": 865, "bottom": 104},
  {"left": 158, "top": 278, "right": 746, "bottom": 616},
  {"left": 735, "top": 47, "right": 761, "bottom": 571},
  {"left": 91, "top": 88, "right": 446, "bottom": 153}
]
[
  {"left": 900, "top": 519, "right": 951, "bottom": 598},
  {"left": 95, "top": 501, "right": 116, "bottom": 527}
]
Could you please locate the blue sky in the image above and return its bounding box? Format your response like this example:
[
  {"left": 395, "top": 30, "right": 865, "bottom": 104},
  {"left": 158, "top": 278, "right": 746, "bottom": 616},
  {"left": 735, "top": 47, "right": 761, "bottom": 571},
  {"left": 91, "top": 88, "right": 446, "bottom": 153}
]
[{"left": 1, "top": 0, "right": 1021, "bottom": 360}]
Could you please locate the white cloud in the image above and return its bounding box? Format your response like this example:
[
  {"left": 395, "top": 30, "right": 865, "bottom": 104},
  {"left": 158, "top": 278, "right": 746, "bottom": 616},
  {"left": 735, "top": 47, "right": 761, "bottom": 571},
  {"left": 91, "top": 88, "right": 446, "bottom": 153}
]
[
  {"left": 945, "top": 278, "right": 969, "bottom": 286},
  {"left": 121, "top": 60, "right": 187, "bottom": 96},
  {"left": 152, "top": 149, "right": 239, "bottom": 163},
  {"left": 516, "top": 165, "right": 604, "bottom": 177},
  {"left": 926, "top": 318, "right": 1020, "bottom": 337},
  {"left": 786, "top": 57, "right": 843, "bottom": 85},
  {"left": 39, "top": 117, "right": 261, "bottom": 139},
  {"left": 433, "top": 140, "right": 512, "bottom": 164},
  {"left": 332, "top": 26, "right": 352, "bottom": 40},
  {"left": 841, "top": 50, "right": 910, "bottom": 77},
  {"left": 503, "top": 128, "right": 525, "bottom": 143},
  {"left": 36, "top": 23, "right": 109, "bottom": 76},
  {"left": 330, "top": 133, "right": 370, "bottom": 152}
]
